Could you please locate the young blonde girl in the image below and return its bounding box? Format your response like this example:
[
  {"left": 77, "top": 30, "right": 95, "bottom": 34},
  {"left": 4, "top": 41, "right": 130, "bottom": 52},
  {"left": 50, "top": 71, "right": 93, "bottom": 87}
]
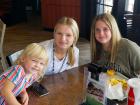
[
  {"left": 90, "top": 13, "right": 140, "bottom": 78},
  {"left": 40, "top": 17, "right": 79, "bottom": 75},
  {"left": 0, "top": 43, "right": 48, "bottom": 105}
]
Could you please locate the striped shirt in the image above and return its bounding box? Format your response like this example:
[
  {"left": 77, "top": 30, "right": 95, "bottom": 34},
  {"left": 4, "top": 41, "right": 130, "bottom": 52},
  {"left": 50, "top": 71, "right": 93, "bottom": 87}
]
[{"left": 0, "top": 65, "right": 36, "bottom": 105}]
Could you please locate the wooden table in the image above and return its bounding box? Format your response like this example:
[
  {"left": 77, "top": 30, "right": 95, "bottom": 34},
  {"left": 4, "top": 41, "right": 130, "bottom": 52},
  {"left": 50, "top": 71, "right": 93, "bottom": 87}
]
[
  {"left": 28, "top": 65, "right": 128, "bottom": 105},
  {"left": 28, "top": 65, "right": 88, "bottom": 105}
]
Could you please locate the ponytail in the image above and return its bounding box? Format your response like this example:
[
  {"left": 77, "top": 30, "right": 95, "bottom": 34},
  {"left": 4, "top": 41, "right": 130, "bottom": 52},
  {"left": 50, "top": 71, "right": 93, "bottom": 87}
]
[{"left": 68, "top": 46, "right": 75, "bottom": 66}]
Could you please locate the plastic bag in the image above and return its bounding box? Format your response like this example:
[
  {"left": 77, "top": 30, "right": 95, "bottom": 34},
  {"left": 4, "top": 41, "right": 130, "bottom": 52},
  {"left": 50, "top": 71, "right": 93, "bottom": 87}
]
[{"left": 106, "top": 83, "right": 124, "bottom": 100}]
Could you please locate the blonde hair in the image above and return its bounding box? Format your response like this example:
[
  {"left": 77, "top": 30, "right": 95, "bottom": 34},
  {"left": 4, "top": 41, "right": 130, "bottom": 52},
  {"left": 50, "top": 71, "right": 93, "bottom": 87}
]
[
  {"left": 15, "top": 43, "right": 48, "bottom": 80},
  {"left": 54, "top": 17, "right": 79, "bottom": 66},
  {"left": 90, "top": 13, "right": 122, "bottom": 63}
]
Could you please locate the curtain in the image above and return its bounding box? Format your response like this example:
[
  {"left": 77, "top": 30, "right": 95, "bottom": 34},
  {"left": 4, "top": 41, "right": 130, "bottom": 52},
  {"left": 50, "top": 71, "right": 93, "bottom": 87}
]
[{"left": 80, "top": 0, "right": 97, "bottom": 40}]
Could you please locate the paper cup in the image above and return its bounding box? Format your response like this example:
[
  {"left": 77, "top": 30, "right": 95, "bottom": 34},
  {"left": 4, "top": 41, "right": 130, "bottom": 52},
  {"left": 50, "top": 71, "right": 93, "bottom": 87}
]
[{"left": 128, "top": 78, "right": 140, "bottom": 105}]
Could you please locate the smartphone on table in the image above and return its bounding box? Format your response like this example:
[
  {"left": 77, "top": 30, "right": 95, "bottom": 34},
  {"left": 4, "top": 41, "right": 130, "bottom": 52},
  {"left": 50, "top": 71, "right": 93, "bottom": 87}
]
[{"left": 31, "top": 82, "right": 49, "bottom": 97}]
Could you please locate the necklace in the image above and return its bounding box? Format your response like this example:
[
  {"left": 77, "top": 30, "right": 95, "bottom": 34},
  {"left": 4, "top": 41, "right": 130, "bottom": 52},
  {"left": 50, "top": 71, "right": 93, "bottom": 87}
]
[{"left": 52, "top": 44, "right": 67, "bottom": 72}]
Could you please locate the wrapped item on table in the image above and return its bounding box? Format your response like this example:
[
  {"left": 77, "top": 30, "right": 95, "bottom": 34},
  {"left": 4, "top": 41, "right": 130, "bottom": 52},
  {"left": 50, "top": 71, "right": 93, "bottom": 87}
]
[
  {"left": 106, "top": 82, "right": 124, "bottom": 100},
  {"left": 105, "top": 76, "right": 128, "bottom": 101}
]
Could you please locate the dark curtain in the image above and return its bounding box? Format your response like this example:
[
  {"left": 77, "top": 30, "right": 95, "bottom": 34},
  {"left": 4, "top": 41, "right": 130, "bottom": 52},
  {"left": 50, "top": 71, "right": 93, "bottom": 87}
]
[
  {"left": 80, "top": 0, "right": 97, "bottom": 40},
  {"left": 11, "top": 0, "right": 27, "bottom": 23},
  {"left": 134, "top": 0, "right": 140, "bottom": 14},
  {"left": 111, "top": 0, "right": 127, "bottom": 38},
  {"left": 0, "top": 0, "right": 27, "bottom": 26},
  {"left": 130, "top": 0, "right": 140, "bottom": 45}
]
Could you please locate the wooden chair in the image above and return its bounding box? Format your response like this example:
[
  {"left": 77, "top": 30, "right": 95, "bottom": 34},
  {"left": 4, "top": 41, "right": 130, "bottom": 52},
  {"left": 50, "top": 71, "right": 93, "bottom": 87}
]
[{"left": 0, "top": 19, "right": 7, "bottom": 71}]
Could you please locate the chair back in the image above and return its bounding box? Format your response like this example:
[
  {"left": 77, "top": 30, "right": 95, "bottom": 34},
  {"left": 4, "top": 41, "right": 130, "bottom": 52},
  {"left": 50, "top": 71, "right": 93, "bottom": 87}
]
[
  {"left": 0, "top": 19, "right": 7, "bottom": 71},
  {"left": 6, "top": 50, "right": 23, "bottom": 66}
]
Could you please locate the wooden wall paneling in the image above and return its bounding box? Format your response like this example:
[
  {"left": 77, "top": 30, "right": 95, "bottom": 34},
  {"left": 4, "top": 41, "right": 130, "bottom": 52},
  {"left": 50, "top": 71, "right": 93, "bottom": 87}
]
[{"left": 41, "top": 0, "right": 80, "bottom": 29}]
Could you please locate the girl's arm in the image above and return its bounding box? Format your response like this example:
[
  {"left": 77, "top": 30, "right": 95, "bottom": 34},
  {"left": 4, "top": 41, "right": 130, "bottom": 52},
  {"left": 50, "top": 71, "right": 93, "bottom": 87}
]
[
  {"left": 18, "top": 90, "right": 29, "bottom": 105},
  {"left": 0, "top": 78, "right": 21, "bottom": 105}
]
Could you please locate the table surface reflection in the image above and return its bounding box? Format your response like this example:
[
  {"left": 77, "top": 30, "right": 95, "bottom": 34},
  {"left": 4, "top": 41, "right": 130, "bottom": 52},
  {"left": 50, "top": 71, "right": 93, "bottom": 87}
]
[{"left": 28, "top": 65, "right": 88, "bottom": 105}]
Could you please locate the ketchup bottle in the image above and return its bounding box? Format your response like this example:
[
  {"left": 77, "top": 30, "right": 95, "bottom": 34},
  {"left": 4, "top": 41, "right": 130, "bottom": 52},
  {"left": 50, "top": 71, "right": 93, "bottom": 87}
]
[{"left": 128, "top": 87, "right": 135, "bottom": 105}]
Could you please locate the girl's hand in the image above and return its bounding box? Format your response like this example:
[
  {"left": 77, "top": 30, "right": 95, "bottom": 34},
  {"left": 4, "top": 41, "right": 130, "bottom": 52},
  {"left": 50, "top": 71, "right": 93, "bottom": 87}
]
[{"left": 19, "top": 90, "right": 29, "bottom": 105}]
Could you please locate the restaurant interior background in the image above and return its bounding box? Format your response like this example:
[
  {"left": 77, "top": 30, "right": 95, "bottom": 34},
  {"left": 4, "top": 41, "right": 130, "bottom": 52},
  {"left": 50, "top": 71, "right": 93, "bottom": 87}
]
[
  {"left": 0, "top": 0, "right": 140, "bottom": 70},
  {"left": 0, "top": 0, "right": 140, "bottom": 45}
]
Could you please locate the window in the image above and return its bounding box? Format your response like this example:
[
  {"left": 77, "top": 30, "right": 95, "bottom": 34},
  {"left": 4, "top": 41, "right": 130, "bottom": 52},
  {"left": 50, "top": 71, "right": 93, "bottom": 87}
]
[
  {"left": 97, "top": 0, "right": 113, "bottom": 14},
  {"left": 125, "top": 0, "right": 135, "bottom": 12}
]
